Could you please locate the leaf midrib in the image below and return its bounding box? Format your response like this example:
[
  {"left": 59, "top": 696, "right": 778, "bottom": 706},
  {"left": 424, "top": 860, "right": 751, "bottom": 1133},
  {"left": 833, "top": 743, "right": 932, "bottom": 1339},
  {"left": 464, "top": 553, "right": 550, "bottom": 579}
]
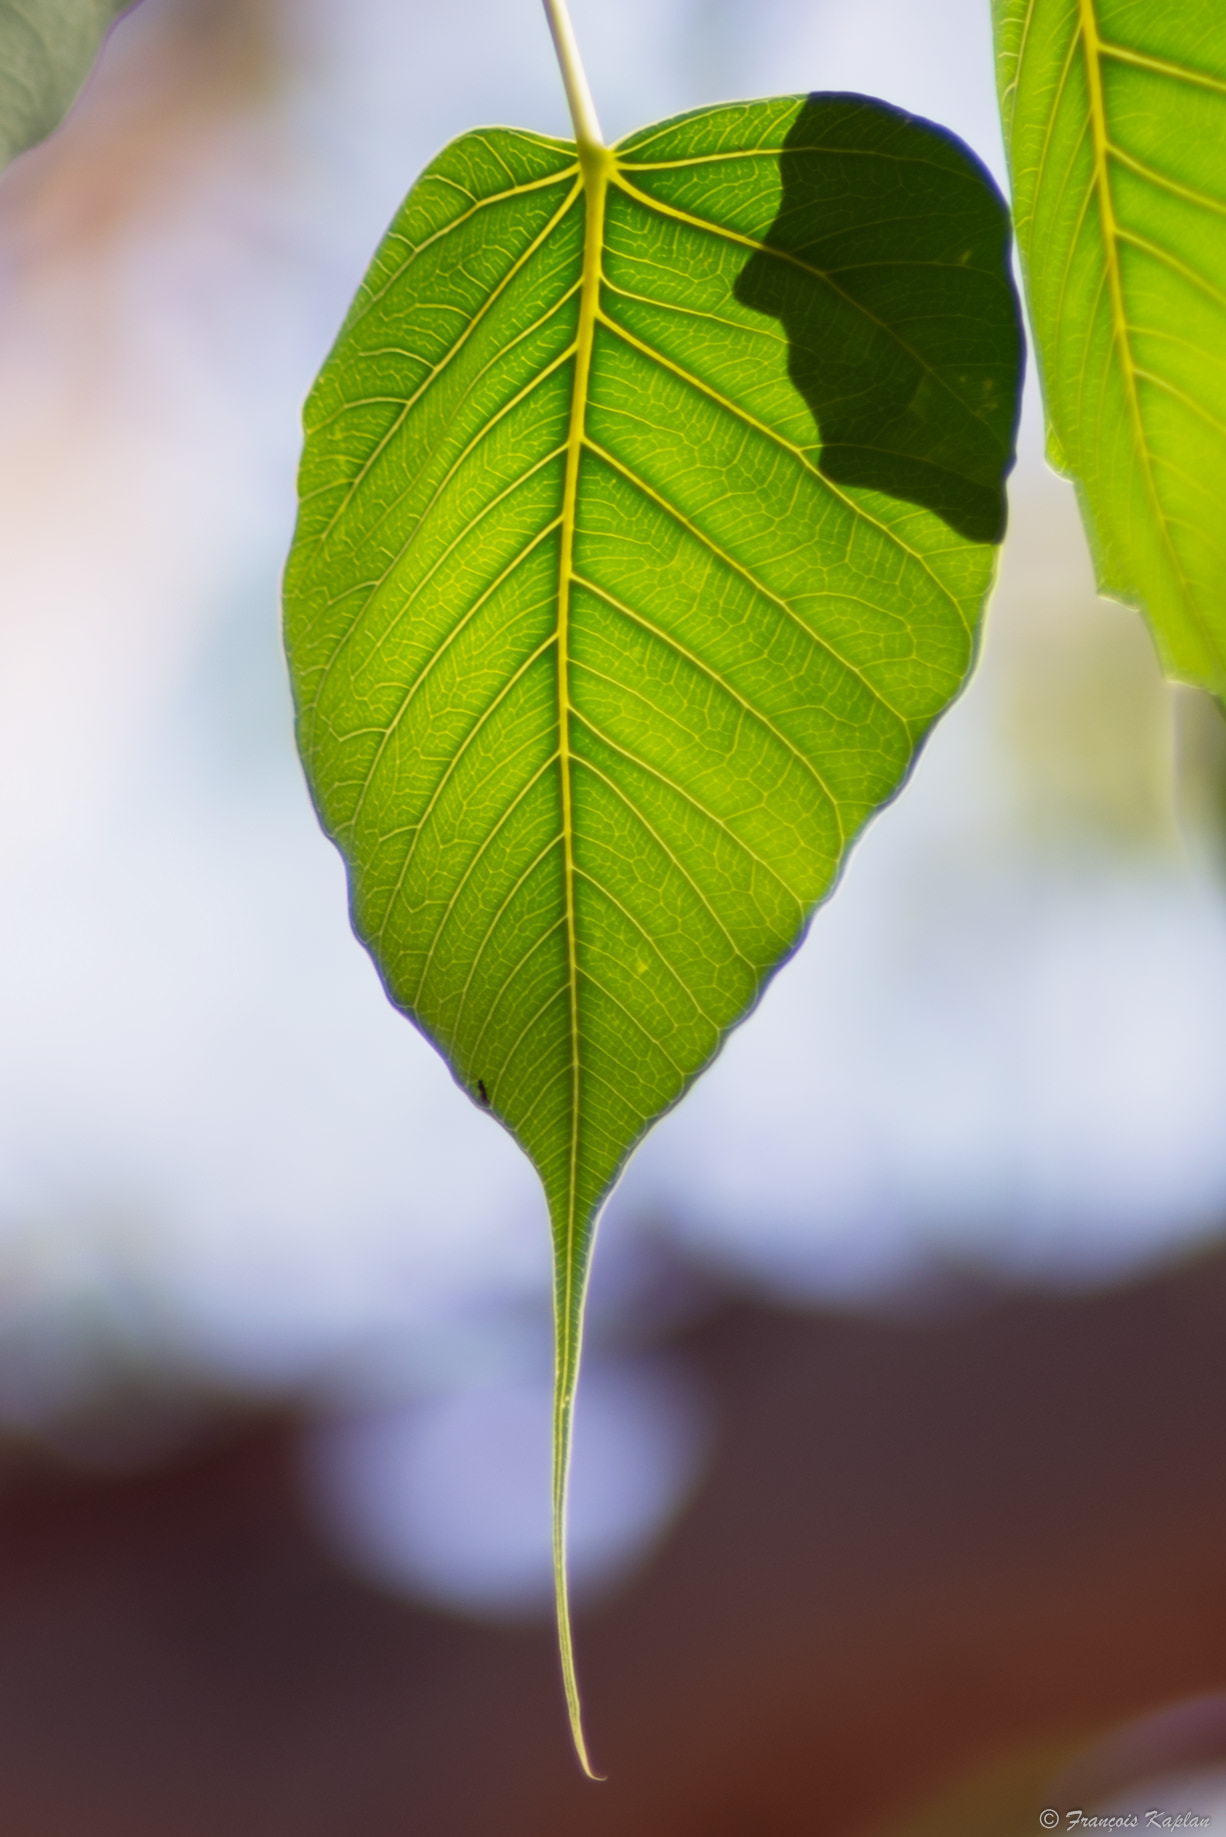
[
  {"left": 548, "top": 139, "right": 610, "bottom": 1771},
  {"left": 556, "top": 146, "right": 607, "bottom": 1266}
]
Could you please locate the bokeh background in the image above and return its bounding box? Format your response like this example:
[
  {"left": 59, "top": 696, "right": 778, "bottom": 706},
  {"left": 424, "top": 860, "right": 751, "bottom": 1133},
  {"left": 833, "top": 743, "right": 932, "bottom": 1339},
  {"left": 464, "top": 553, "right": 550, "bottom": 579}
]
[{"left": 3, "top": 0, "right": 1226, "bottom": 1829}]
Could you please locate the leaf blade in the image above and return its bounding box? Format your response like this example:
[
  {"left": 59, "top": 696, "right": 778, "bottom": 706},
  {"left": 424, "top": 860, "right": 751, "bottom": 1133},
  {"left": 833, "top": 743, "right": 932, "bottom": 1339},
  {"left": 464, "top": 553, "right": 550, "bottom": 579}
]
[
  {"left": 994, "top": 0, "right": 1226, "bottom": 695},
  {"left": 284, "top": 95, "right": 1023, "bottom": 1764}
]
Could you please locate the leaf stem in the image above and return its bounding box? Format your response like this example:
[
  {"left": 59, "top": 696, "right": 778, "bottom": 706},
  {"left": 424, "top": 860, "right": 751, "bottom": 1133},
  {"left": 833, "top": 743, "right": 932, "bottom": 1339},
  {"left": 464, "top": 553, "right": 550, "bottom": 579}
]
[{"left": 541, "top": 0, "right": 604, "bottom": 152}]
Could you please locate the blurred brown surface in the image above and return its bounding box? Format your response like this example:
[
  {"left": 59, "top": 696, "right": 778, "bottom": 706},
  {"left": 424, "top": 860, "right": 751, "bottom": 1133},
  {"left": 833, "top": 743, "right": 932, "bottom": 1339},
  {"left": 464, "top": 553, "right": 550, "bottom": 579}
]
[{"left": 1, "top": 1247, "right": 1226, "bottom": 1834}]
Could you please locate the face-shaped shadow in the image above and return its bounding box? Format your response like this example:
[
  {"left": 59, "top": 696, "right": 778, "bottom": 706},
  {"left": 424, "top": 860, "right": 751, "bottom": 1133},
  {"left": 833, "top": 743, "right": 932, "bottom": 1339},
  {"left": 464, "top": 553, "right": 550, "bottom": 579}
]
[{"left": 734, "top": 95, "right": 1023, "bottom": 544}]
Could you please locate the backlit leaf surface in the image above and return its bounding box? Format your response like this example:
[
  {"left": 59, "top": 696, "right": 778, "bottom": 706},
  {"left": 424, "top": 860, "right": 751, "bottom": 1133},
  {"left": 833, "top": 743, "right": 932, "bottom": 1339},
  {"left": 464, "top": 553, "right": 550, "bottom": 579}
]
[
  {"left": 995, "top": 0, "right": 1226, "bottom": 695},
  {"left": 284, "top": 92, "right": 1022, "bottom": 1759}
]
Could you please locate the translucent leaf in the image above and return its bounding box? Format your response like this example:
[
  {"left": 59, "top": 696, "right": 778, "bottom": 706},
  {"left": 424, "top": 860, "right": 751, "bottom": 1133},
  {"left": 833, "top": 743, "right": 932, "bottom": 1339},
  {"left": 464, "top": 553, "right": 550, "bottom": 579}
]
[
  {"left": 995, "top": 0, "right": 1226, "bottom": 696},
  {"left": 0, "top": 0, "right": 127, "bottom": 169},
  {"left": 283, "top": 92, "right": 1022, "bottom": 1764}
]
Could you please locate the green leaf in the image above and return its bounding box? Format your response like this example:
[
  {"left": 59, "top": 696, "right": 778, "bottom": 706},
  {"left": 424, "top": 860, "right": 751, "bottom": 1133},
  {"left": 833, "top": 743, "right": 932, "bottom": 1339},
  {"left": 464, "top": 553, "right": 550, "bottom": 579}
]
[
  {"left": 994, "top": 0, "right": 1226, "bottom": 697},
  {"left": 0, "top": 0, "right": 128, "bottom": 170},
  {"left": 284, "top": 92, "right": 1021, "bottom": 1764}
]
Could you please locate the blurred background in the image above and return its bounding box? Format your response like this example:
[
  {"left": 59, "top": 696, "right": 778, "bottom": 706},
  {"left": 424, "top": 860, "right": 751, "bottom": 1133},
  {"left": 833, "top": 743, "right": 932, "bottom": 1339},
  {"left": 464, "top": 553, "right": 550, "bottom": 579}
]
[{"left": 3, "top": 0, "right": 1226, "bottom": 1829}]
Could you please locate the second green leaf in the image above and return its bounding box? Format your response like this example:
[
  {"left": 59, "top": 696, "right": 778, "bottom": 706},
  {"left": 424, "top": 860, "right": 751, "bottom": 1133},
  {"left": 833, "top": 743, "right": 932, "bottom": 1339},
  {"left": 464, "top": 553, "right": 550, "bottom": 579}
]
[{"left": 996, "top": 0, "right": 1226, "bottom": 697}]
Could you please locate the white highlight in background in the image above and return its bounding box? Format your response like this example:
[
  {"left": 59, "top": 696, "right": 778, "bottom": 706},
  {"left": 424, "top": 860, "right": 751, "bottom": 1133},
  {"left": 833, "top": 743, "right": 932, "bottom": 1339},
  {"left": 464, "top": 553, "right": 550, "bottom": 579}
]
[{"left": 302, "top": 1355, "right": 713, "bottom": 1616}]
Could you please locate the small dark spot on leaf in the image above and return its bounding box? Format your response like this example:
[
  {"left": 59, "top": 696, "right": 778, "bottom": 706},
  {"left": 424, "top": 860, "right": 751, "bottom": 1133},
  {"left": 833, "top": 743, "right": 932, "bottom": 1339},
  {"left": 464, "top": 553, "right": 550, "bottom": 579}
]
[{"left": 477, "top": 1078, "right": 489, "bottom": 1106}]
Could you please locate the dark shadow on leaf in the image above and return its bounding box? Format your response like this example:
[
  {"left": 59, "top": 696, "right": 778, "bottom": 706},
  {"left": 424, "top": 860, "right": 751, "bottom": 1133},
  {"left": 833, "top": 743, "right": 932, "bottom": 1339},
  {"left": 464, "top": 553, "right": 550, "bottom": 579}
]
[{"left": 733, "top": 94, "right": 1024, "bottom": 543}]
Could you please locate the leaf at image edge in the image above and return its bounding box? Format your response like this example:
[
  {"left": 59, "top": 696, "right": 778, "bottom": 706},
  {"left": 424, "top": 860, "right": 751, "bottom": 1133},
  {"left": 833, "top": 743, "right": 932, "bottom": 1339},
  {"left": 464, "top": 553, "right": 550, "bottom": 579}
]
[
  {"left": 0, "top": 0, "right": 129, "bottom": 170},
  {"left": 994, "top": 0, "right": 1226, "bottom": 698}
]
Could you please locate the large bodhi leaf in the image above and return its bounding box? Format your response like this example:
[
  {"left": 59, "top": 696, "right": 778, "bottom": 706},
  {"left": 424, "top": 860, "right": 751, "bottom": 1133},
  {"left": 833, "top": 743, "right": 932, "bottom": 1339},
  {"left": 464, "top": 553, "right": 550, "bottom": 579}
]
[
  {"left": 0, "top": 0, "right": 128, "bottom": 170},
  {"left": 284, "top": 92, "right": 1021, "bottom": 1761},
  {"left": 994, "top": 0, "right": 1226, "bottom": 697}
]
